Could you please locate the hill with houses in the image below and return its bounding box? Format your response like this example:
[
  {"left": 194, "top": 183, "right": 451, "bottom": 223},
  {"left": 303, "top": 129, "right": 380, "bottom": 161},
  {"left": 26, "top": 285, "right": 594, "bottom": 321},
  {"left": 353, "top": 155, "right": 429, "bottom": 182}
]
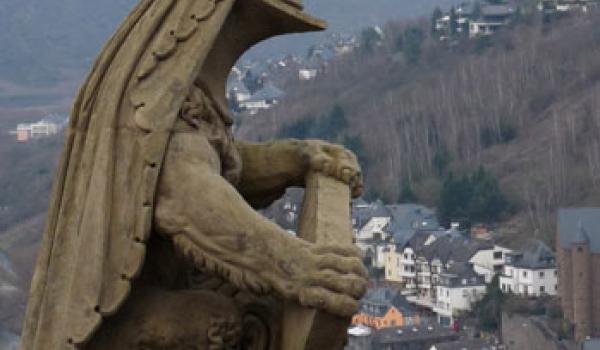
[
  {"left": 236, "top": 0, "right": 600, "bottom": 243},
  {"left": 2, "top": 0, "right": 600, "bottom": 346}
]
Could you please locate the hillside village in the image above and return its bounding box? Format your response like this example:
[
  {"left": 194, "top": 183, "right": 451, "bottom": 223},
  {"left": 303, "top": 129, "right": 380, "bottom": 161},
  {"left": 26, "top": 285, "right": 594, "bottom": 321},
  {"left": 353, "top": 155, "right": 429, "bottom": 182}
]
[
  {"left": 2, "top": 1, "right": 600, "bottom": 349},
  {"left": 227, "top": 33, "right": 359, "bottom": 116},
  {"left": 264, "top": 189, "right": 599, "bottom": 349}
]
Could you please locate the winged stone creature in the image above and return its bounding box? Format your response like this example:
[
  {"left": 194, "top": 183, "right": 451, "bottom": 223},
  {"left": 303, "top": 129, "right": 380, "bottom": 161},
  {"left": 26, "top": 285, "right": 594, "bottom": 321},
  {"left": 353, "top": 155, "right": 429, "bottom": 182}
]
[{"left": 21, "top": 0, "right": 367, "bottom": 349}]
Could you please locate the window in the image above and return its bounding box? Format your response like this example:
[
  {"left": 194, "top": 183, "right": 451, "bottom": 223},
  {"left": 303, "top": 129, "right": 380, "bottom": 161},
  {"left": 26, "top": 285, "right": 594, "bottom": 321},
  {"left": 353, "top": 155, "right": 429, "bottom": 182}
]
[
  {"left": 523, "top": 271, "right": 527, "bottom": 278},
  {"left": 539, "top": 271, "right": 545, "bottom": 278},
  {"left": 577, "top": 246, "right": 584, "bottom": 253},
  {"left": 540, "top": 286, "right": 545, "bottom": 293},
  {"left": 494, "top": 251, "right": 503, "bottom": 259},
  {"left": 554, "top": 270, "right": 558, "bottom": 277}
]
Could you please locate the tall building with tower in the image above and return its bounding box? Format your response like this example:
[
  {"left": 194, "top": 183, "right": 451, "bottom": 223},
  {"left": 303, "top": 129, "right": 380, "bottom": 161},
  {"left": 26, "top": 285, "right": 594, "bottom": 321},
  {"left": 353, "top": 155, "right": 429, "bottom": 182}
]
[{"left": 557, "top": 208, "right": 600, "bottom": 342}]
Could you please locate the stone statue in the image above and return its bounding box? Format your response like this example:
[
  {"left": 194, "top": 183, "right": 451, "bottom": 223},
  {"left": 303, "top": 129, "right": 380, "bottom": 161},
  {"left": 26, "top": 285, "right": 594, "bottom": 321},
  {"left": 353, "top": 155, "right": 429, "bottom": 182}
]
[{"left": 21, "top": 1, "right": 367, "bottom": 349}]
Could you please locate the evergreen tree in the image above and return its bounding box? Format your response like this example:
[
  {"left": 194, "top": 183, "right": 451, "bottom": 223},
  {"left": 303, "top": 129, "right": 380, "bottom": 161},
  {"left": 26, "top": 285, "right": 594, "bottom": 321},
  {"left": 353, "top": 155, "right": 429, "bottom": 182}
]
[
  {"left": 344, "top": 135, "right": 370, "bottom": 175},
  {"left": 433, "top": 147, "right": 452, "bottom": 176},
  {"left": 449, "top": 7, "right": 458, "bottom": 36},
  {"left": 438, "top": 167, "right": 509, "bottom": 227},
  {"left": 472, "top": 275, "right": 505, "bottom": 332},
  {"left": 360, "top": 27, "right": 382, "bottom": 54},
  {"left": 399, "top": 177, "right": 417, "bottom": 203},
  {"left": 403, "top": 27, "right": 425, "bottom": 64}
]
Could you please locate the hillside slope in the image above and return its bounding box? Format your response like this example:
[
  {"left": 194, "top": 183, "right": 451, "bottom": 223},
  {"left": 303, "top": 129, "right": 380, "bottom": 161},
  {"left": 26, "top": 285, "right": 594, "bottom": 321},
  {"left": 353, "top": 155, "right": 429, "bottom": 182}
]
[{"left": 237, "top": 11, "right": 600, "bottom": 240}]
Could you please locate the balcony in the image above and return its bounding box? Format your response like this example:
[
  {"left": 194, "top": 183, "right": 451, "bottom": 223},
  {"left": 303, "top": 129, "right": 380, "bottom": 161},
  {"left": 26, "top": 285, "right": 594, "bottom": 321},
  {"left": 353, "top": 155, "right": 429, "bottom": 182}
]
[{"left": 406, "top": 295, "right": 435, "bottom": 310}]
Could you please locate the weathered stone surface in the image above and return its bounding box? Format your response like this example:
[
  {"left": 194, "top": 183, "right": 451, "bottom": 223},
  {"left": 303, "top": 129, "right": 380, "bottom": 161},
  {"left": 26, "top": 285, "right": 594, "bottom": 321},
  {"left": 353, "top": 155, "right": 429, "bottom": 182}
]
[{"left": 21, "top": 1, "right": 366, "bottom": 349}]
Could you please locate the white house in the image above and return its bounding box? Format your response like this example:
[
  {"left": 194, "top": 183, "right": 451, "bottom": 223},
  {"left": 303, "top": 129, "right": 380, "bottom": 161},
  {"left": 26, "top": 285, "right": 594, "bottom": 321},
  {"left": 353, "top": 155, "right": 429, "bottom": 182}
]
[
  {"left": 499, "top": 239, "right": 558, "bottom": 297},
  {"left": 238, "top": 84, "right": 284, "bottom": 115},
  {"left": 469, "top": 245, "right": 513, "bottom": 283},
  {"left": 357, "top": 216, "right": 391, "bottom": 240},
  {"left": 434, "top": 263, "right": 486, "bottom": 325},
  {"left": 298, "top": 68, "right": 318, "bottom": 81},
  {"left": 11, "top": 116, "right": 64, "bottom": 142},
  {"left": 469, "top": 4, "right": 514, "bottom": 38}
]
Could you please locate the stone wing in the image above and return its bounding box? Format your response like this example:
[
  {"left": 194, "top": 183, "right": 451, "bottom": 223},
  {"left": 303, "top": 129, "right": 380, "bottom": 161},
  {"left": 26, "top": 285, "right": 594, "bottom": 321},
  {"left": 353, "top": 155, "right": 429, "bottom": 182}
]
[{"left": 21, "top": 0, "right": 233, "bottom": 348}]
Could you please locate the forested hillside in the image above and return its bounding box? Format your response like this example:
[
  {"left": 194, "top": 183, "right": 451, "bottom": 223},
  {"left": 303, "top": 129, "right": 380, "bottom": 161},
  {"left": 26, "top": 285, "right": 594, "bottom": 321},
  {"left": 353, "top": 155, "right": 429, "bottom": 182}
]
[{"left": 237, "top": 10, "right": 600, "bottom": 241}]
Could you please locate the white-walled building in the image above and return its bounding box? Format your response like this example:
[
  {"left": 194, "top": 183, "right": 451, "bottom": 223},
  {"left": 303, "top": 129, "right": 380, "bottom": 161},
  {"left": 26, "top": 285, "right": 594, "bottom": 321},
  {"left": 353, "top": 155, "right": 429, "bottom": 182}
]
[
  {"left": 469, "top": 245, "right": 513, "bottom": 283},
  {"left": 499, "top": 239, "right": 558, "bottom": 297},
  {"left": 299, "top": 68, "right": 318, "bottom": 81},
  {"left": 357, "top": 217, "right": 391, "bottom": 242},
  {"left": 11, "top": 115, "right": 66, "bottom": 142},
  {"left": 434, "top": 263, "right": 486, "bottom": 325}
]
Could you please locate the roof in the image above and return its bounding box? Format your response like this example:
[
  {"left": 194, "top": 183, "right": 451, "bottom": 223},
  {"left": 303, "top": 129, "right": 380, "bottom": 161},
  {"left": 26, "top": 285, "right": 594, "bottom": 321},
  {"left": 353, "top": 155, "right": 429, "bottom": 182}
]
[
  {"left": 373, "top": 324, "right": 459, "bottom": 345},
  {"left": 360, "top": 287, "right": 416, "bottom": 316},
  {"left": 439, "top": 262, "right": 486, "bottom": 288},
  {"left": 348, "top": 324, "right": 372, "bottom": 337},
  {"left": 386, "top": 204, "right": 440, "bottom": 230},
  {"left": 456, "top": 1, "right": 477, "bottom": 16},
  {"left": 583, "top": 338, "right": 600, "bottom": 350},
  {"left": 481, "top": 4, "right": 514, "bottom": 17},
  {"left": 352, "top": 200, "right": 389, "bottom": 227},
  {"left": 414, "top": 234, "right": 493, "bottom": 265},
  {"left": 392, "top": 229, "right": 418, "bottom": 247},
  {"left": 432, "top": 339, "right": 491, "bottom": 350},
  {"left": 507, "top": 239, "right": 555, "bottom": 269},
  {"left": 247, "top": 84, "right": 284, "bottom": 102},
  {"left": 558, "top": 208, "right": 600, "bottom": 253}
]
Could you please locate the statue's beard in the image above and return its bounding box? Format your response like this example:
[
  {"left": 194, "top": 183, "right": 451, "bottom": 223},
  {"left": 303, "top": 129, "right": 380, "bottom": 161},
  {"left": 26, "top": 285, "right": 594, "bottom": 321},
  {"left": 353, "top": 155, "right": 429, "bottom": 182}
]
[{"left": 180, "top": 82, "right": 242, "bottom": 186}]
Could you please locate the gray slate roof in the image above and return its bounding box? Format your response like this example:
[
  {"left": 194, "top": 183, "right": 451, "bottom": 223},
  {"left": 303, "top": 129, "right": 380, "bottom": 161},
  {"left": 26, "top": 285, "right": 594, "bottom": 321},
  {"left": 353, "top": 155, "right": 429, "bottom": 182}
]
[
  {"left": 415, "top": 234, "right": 493, "bottom": 265},
  {"left": 558, "top": 208, "right": 600, "bottom": 253},
  {"left": 583, "top": 338, "right": 600, "bottom": 350},
  {"left": 507, "top": 239, "right": 555, "bottom": 269},
  {"left": 432, "top": 339, "right": 491, "bottom": 350},
  {"left": 481, "top": 4, "right": 514, "bottom": 17},
  {"left": 439, "top": 262, "right": 486, "bottom": 288},
  {"left": 360, "top": 287, "right": 416, "bottom": 317},
  {"left": 386, "top": 204, "right": 439, "bottom": 230},
  {"left": 373, "top": 324, "right": 458, "bottom": 345}
]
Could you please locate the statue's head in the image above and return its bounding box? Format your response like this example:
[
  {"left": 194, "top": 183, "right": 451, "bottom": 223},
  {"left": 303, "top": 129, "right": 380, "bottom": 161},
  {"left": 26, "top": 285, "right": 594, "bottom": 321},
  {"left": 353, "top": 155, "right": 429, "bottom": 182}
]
[{"left": 255, "top": 0, "right": 326, "bottom": 33}]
